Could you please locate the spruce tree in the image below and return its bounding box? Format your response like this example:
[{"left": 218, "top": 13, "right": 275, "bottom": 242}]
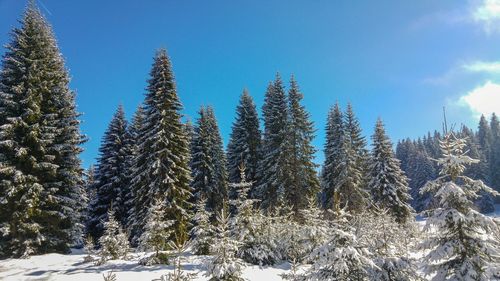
[
  {"left": 0, "top": 1, "right": 84, "bottom": 257},
  {"left": 321, "top": 103, "right": 344, "bottom": 209},
  {"left": 369, "top": 119, "right": 414, "bottom": 224},
  {"left": 255, "top": 75, "right": 289, "bottom": 211},
  {"left": 124, "top": 105, "right": 145, "bottom": 235},
  {"left": 490, "top": 113, "right": 500, "bottom": 194},
  {"left": 98, "top": 208, "right": 130, "bottom": 264},
  {"left": 138, "top": 198, "right": 173, "bottom": 265},
  {"left": 344, "top": 103, "right": 370, "bottom": 181},
  {"left": 205, "top": 206, "right": 244, "bottom": 281},
  {"left": 190, "top": 197, "right": 213, "bottom": 255},
  {"left": 227, "top": 90, "right": 262, "bottom": 186},
  {"left": 87, "top": 105, "right": 130, "bottom": 240},
  {"left": 284, "top": 76, "right": 320, "bottom": 213},
  {"left": 190, "top": 106, "right": 228, "bottom": 213},
  {"left": 420, "top": 132, "right": 500, "bottom": 280},
  {"left": 128, "top": 49, "right": 192, "bottom": 245},
  {"left": 322, "top": 103, "right": 369, "bottom": 212},
  {"left": 477, "top": 115, "right": 492, "bottom": 186}
]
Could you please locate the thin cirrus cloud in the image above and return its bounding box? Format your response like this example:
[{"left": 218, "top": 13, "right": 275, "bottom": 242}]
[{"left": 462, "top": 60, "right": 500, "bottom": 73}]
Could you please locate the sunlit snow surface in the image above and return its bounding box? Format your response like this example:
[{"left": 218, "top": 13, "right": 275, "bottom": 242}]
[{"left": 0, "top": 205, "right": 498, "bottom": 281}]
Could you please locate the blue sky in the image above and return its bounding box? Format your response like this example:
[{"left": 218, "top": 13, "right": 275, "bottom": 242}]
[{"left": 1, "top": 0, "right": 500, "bottom": 167}]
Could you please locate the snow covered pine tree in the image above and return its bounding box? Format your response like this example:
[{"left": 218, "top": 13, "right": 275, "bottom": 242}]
[
  {"left": 0, "top": 1, "right": 85, "bottom": 258},
  {"left": 420, "top": 132, "right": 500, "bottom": 280}
]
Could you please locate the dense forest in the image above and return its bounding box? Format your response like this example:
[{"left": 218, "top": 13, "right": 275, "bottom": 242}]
[{"left": 0, "top": 2, "right": 499, "bottom": 281}]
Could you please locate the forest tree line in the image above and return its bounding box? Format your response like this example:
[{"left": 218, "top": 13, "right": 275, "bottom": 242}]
[{"left": 1, "top": 3, "right": 499, "bottom": 281}]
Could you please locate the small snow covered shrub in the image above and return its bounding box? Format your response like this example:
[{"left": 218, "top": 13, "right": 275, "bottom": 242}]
[
  {"left": 160, "top": 239, "right": 197, "bottom": 281},
  {"left": 97, "top": 209, "right": 130, "bottom": 264},
  {"left": 190, "top": 197, "right": 213, "bottom": 255},
  {"left": 138, "top": 198, "right": 173, "bottom": 265},
  {"left": 300, "top": 197, "right": 375, "bottom": 280},
  {"left": 83, "top": 234, "right": 95, "bottom": 263},
  {"left": 237, "top": 209, "right": 280, "bottom": 266},
  {"left": 354, "top": 208, "right": 422, "bottom": 280},
  {"left": 205, "top": 207, "right": 244, "bottom": 281},
  {"left": 102, "top": 271, "right": 117, "bottom": 281}
]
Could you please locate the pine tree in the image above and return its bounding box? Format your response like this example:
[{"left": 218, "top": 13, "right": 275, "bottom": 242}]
[
  {"left": 228, "top": 163, "right": 263, "bottom": 263},
  {"left": 138, "top": 198, "right": 173, "bottom": 265},
  {"left": 299, "top": 196, "right": 329, "bottom": 256},
  {"left": 321, "top": 103, "right": 344, "bottom": 209},
  {"left": 190, "top": 197, "right": 213, "bottom": 255},
  {"left": 461, "top": 126, "right": 495, "bottom": 213},
  {"left": 205, "top": 206, "right": 244, "bottom": 281},
  {"left": 477, "top": 115, "right": 493, "bottom": 192},
  {"left": 190, "top": 106, "right": 228, "bottom": 213},
  {"left": 87, "top": 105, "right": 130, "bottom": 240},
  {"left": 420, "top": 132, "right": 500, "bottom": 281},
  {"left": 490, "top": 113, "right": 500, "bottom": 194},
  {"left": 284, "top": 76, "right": 320, "bottom": 213},
  {"left": 226, "top": 90, "right": 262, "bottom": 186},
  {"left": 407, "top": 148, "right": 436, "bottom": 212},
  {"left": 255, "top": 75, "right": 289, "bottom": 211},
  {"left": 322, "top": 103, "right": 370, "bottom": 212},
  {"left": 128, "top": 49, "right": 192, "bottom": 245},
  {"left": 124, "top": 105, "right": 145, "bottom": 237},
  {"left": 0, "top": 1, "right": 84, "bottom": 257},
  {"left": 98, "top": 208, "right": 130, "bottom": 264},
  {"left": 344, "top": 103, "right": 370, "bottom": 186},
  {"left": 83, "top": 165, "right": 97, "bottom": 235},
  {"left": 369, "top": 119, "right": 414, "bottom": 224}
]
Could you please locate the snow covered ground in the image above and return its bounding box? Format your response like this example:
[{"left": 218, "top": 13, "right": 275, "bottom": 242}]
[
  {"left": 1, "top": 205, "right": 498, "bottom": 281},
  {"left": 0, "top": 249, "right": 290, "bottom": 281}
]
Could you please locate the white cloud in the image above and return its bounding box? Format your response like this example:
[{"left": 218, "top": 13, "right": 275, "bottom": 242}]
[
  {"left": 463, "top": 60, "right": 500, "bottom": 73},
  {"left": 459, "top": 81, "right": 500, "bottom": 117},
  {"left": 472, "top": 0, "right": 500, "bottom": 33}
]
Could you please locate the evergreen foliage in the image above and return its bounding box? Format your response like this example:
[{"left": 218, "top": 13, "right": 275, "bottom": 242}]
[
  {"left": 420, "top": 132, "right": 500, "bottom": 281},
  {"left": 0, "top": 1, "right": 84, "bottom": 257},
  {"left": 128, "top": 49, "right": 192, "bottom": 245},
  {"left": 227, "top": 90, "right": 262, "bottom": 186},
  {"left": 283, "top": 77, "right": 320, "bottom": 213},
  {"left": 256, "top": 75, "right": 289, "bottom": 211},
  {"left": 369, "top": 119, "right": 414, "bottom": 224},
  {"left": 87, "top": 105, "right": 131, "bottom": 240},
  {"left": 190, "top": 106, "right": 228, "bottom": 213},
  {"left": 98, "top": 209, "right": 130, "bottom": 264},
  {"left": 205, "top": 206, "right": 244, "bottom": 281},
  {"left": 190, "top": 197, "right": 213, "bottom": 255}
]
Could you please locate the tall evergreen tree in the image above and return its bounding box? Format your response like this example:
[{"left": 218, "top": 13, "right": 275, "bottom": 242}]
[
  {"left": 190, "top": 106, "right": 228, "bottom": 213},
  {"left": 0, "top": 2, "right": 84, "bottom": 257},
  {"left": 87, "top": 105, "right": 130, "bottom": 240},
  {"left": 283, "top": 77, "right": 320, "bottom": 213},
  {"left": 344, "top": 103, "right": 369, "bottom": 177},
  {"left": 490, "top": 113, "right": 500, "bottom": 194},
  {"left": 128, "top": 49, "right": 192, "bottom": 245},
  {"left": 477, "top": 115, "right": 492, "bottom": 188},
  {"left": 322, "top": 103, "right": 369, "bottom": 212},
  {"left": 124, "top": 105, "right": 144, "bottom": 234},
  {"left": 321, "top": 103, "right": 344, "bottom": 209},
  {"left": 226, "top": 90, "right": 262, "bottom": 186},
  {"left": 369, "top": 119, "right": 414, "bottom": 224},
  {"left": 255, "top": 75, "right": 289, "bottom": 211}
]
